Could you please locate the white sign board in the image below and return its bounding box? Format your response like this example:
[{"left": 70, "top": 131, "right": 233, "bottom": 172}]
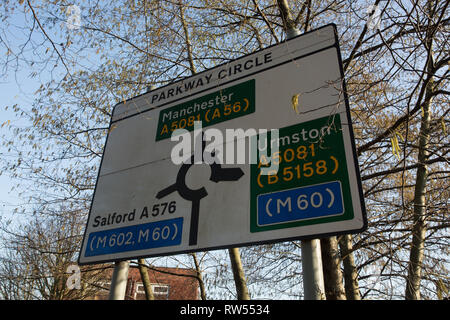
[{"left": 79, "top": 24, "right": 366, "bottom": 265}]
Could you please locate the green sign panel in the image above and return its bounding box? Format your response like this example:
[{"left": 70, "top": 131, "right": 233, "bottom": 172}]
[
  {"left": 250, "top": 114, "right": 354, "bottom": 232},
  {"left": 156, "top": 79, "right": 255, "bottom": 141}
]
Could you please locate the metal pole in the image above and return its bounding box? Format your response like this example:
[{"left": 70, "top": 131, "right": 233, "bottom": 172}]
[
  {"left": 285, "top": 26, "right": 326, "bottom": 300},
  {"left": 109, "top": 260, "right": 130, "bottom": 300},
  {"left": 301, "top": 239, "right": 325, "bottom": 299}
]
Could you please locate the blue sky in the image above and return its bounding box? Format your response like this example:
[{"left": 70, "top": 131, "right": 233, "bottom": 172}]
[
  {"left": 0, "top": 54, "right": 39, "bottom": 221},
  {"left": 0, "top": 5, "right": 65, "bottom": 220}
]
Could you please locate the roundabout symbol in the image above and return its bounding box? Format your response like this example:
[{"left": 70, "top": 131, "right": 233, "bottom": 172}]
[{"left": 156, "top": 143, "right": 244, "bottom": 246}]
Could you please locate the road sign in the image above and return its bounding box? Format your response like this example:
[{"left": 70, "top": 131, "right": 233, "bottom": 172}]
[{"left": 79, "top": 24, "right": 366, "bottom": 265}]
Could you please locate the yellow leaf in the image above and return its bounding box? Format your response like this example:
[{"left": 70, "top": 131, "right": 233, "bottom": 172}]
[
  {"left": 291, "top": 94, "right": 300, "bottom": 114},
  {"left": 395, "top": 135, "right": 401, "bottom": 156},
  {"left": 1, "top": 120, "right": 10, "bottom": 128},
  {"left": 391, "top": 134, "right": 401, "bottom": 160},
  {"left": 395, "top": 130, "right": 404, "bottom": 142},
  {"left": 109, "top": 124, "right": 118, "bottom": 133}
]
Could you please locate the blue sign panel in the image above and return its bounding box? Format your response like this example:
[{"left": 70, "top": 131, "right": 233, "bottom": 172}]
[
  {"left": 85, "top": 217, "right": 183, "bottom": 257},
  {"left": 257, "top": 181, "right": 344, "bottom": 226}
]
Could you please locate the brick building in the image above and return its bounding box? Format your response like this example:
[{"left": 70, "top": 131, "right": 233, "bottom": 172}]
[{"left": 94, "top": 266, "right": 200, "bottom": 300}]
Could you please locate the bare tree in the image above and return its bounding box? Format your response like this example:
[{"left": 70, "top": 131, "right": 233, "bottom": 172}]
[
  {"left": 0, "top": 0, "right": 448, "bottom": 300},
  {"left": 0, "top": 208, "right": 110, "bottom": 299}
]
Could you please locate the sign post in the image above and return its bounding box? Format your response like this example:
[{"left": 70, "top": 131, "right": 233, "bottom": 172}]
[
  {"left": 285, "top": 26, "right": 325, "bottom": 300},
  {"left": 78, "top": 24, "right": 366, "bottom": 270},
  {"left": 301, "top": 240, "right": 325, "bottom": 299},
  {"left": 108, "top": 260, "right": 130, "bottom": 300}
]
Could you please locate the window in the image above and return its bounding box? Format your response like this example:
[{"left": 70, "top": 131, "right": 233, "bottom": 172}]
[
  {"left": 135, "top": 283, "right": 145, "bottom": 294},
  {"left": 134, "top": 283, "right": 170, "bottom": 299},
  {"left": 151, "top": 284, "right": 169, "bottom": 299}
]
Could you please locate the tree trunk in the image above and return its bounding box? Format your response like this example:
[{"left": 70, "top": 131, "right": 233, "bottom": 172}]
[
  {"left": 191, "top": 253, "right": 207, "bottom": 300},
  {"left": 405, "top": 76, "right": 433, "bottom": 301},
  {"left": 405, "top": 92, "right": 431, "bottom": 300},
  {"left": 320, "top": 237, "right": 346, "bottom": 300},
  {"left": 228, "top": 247, "right": 250, "bottom": 300},
  {"left": 138, "top": 258, "right": 154, "bottom": 300},
  {"left": 178, "top": 0, "right": 197, "bottom": 74},
  {"left": 339, "top": 234, "right": 361, "bottom": 300},
  {"left": 405, "top": 1, "right": 434, "bottom": 298},
  {"left": 276, "top": 0, "right": 297, "bottom": 32}
]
